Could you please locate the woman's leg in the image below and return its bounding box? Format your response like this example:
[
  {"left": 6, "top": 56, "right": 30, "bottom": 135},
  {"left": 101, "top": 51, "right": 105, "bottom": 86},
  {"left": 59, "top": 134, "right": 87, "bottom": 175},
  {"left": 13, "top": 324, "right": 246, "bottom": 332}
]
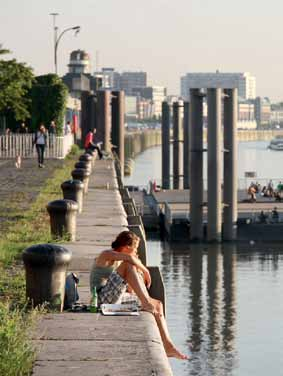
[
  {"left": 36, "top": 145, "right": 41, "bottom": 166},
  {"left": 150, "top": 298, "right": 188, "bottom": 359},
  {"left": 116, "top": 262, "right": 188, "bottom": 360},
  {"left": 93, "top": 146, "right": 103, "bottom": 159},
  {"left": 116, "top": 261, "right": 153, "bottom": 310},
  {"left": 41, "top": 145, "right": 45, "bottom": 165}
]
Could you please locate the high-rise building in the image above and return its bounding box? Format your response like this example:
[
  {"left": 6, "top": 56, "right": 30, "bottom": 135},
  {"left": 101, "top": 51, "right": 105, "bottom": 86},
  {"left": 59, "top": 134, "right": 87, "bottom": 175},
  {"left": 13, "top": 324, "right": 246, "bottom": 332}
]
[
  {"left": 92, "top": 69, "right": 147, "bottom": 93},
  {"left": 270, "top": 103, "right": 283, "bottom": 126},
  {"left": 254, "top": 97, "right": 271, "bottom": 128},
  {"left": 93, "top": 68, "right": 121, "bottom": 89},
  {"left": 131, "top": 86, "right": 166, "bottom": 118},
  {"left": 120, "top": 72, "right": 147, "bottom": 95},
  {"left": 181, "top": 71, "right": 256, "bottom": 100}
]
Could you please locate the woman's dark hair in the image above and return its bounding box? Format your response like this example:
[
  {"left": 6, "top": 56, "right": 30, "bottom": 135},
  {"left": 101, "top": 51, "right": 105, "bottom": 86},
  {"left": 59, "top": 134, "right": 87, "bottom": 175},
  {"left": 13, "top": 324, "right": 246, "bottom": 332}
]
[{"left": 111, "top": 231, "right": 140, "bottom": 250}]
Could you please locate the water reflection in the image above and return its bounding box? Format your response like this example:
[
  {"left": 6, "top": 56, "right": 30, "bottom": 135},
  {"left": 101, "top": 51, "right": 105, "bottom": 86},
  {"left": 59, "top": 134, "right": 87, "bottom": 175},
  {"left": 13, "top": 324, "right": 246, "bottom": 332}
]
[
  {"left": 222, "top": 245, "right": 237, "bottom": 353},
  {"left": 156, "top": 243, "right": 239, "bottom": 375},
  {"left": 188, "top": 245, "right": 237, "bottom": 375},
  {"left": 206, "top": 245, "right": 222, "bottom": 352},
  {"left": 151, "top": 241, "right": 283, "bottom": 376},
  {"left": 189, "top": 245, "right": 203, "bottom": 352}
]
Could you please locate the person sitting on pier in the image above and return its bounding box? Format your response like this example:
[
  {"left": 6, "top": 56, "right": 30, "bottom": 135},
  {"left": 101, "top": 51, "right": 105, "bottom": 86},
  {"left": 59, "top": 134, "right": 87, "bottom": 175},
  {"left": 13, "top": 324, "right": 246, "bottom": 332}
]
[
  {"left": 261, "top": 185, "right": 268, "bottom": 197},
  {"left": 248, "top": 183, "right": 257, "bottom": 202},
  {"left": 84, "top": 128, "right": 103, "bottom": 159},
  {"left": 258, "top": 210, "right": 268, "bottom": 224},
  {"left": 267, "top": 180, "right": 274, "bottom": 197},
  {"left": 90, "top": 230, "right": 188, "bottom": 360},
  {"left": 271, "top": 207, "right": 279, "bottom": 223}
]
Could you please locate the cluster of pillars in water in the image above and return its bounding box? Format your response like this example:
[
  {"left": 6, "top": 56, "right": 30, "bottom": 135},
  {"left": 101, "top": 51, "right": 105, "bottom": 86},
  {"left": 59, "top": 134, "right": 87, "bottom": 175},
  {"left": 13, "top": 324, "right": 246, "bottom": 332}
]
[{"left": 162, "top": 88, "right": 238, "bottom": 242}]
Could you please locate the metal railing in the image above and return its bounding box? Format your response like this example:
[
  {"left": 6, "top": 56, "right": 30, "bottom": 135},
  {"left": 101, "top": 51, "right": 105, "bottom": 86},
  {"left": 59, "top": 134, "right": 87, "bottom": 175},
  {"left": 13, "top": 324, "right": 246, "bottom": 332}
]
[
  {"left": 0, "top": 133, "right": 74, "bottom": 159},
  {"left": 143, "top": 178, "right": 283, "bottom": 191}
]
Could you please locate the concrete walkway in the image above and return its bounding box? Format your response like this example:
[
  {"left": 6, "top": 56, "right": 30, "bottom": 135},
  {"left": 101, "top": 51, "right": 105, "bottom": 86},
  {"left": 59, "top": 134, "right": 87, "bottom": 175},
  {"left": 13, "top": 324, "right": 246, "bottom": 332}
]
[{"left": 32, "top": 159, "right": 173, "bottom": 376}]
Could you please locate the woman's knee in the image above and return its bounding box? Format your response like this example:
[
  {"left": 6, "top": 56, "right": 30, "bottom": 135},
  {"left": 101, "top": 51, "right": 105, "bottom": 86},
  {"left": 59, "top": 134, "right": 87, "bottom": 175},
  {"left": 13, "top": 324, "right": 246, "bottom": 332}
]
[{"left": 116, "top": 261, "right": 135, "bottom": 278}]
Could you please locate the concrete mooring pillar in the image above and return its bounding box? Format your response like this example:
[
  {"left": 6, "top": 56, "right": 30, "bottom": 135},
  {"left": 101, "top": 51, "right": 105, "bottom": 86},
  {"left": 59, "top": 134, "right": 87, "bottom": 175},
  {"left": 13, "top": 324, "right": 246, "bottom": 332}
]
[
  {"left": 161, "top": 102, "right": 170, "bottom": 189},
  {"left": 81, "top": 91, "right": 95, "bottom": 147},
  {"left": 183, "top": 101, "right": 190, "bottom": 189},
  {"left": 190, "top": 89, "right": 204, "bottom": 241},
  {"left": 223, "top": 88, "right": 238, "bottom": 240},
  {"left": 173, "top": 101, "right": 182, "bottom": 189},
  {"left": 111, "top": 90, "right": 125, "bottom": 175},
  {"left": 207, "top": 88, "right": 222, "bottom": 242},
  {"left": 96, "top": 90, "right": 111, "bottom": 153}
]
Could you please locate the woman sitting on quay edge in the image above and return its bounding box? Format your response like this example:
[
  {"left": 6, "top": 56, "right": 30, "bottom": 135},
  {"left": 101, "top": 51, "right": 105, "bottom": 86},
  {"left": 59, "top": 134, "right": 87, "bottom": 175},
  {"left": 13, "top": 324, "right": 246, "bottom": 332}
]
[{"left": 90, "top": 230, "right": 188, "bottom": 360}]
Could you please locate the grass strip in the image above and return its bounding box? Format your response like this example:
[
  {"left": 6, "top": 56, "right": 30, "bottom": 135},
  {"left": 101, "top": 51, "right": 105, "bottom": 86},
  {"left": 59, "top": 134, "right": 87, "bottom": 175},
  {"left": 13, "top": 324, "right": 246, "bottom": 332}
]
[{"left": 0, "top": 144, "right": 81, "bottom": 375}]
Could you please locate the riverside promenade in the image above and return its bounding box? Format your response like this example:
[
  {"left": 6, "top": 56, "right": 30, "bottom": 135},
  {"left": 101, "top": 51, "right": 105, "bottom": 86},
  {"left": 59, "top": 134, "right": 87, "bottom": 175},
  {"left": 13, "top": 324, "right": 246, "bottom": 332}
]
[{"left": 32, "top": 159, "right": 173, "bottom": 376}]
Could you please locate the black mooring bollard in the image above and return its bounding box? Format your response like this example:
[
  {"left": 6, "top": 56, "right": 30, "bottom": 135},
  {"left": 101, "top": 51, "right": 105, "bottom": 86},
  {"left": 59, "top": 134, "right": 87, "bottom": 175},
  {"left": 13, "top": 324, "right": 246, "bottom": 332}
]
[
  {"left": 47, "top": 199, "right": 78, "bottom": 241},
  {"left": 85, "top": 149, "right": 95, "bottom": 157},
  {"left": 75, "top": 161, "right": 92, "bottom": 173},
  {"left": 61, "top": 180, "right": 84, "bottom": 213},
  {"left": 79, "top": 153, "right": 93, "bottom": 164},
  {"left": 22, "top": 243, "right": 72, "bottom": 311},
  {"left": 71, "top": 168, "right": 91, "bottom": 194},
  {"left": 119, "top": 187, "right": 131, "bottom": 200},
  {"left": 80, "top": 153, "right": 94, "bottom": 169},
  {"left": 123, "top": 197, "right": 138, "bottom": 216},
  {"left": 85, "top": 150, "right": 96, "bottom": 167}
]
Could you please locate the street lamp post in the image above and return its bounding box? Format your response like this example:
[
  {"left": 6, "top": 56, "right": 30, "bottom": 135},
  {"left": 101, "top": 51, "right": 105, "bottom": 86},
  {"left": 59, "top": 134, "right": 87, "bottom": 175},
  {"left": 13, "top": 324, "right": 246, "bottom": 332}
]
[
  {"left": 54, "top": 26, "right": 80, "bottom": 74},
  {"left": 50, "top": 13, "right": 59, "bottom": 72}
]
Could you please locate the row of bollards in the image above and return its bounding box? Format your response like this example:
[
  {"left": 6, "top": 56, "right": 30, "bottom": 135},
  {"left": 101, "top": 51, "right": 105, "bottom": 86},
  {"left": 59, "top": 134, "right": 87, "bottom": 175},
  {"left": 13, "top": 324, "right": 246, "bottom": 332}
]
[
  {"left": 47, "top": 151, "right": 94, "bottom": 241},
  {"left": 117, "top": 163, "right": 148, "bottom": 267},
  {"left": 23, "top": 151, "right": 97, "bottom": 311}
]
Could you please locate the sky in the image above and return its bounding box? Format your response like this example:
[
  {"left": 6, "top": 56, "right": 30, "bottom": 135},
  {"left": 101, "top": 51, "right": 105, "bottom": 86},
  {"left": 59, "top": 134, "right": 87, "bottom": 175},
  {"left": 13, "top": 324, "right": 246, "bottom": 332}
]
[{"left": 1, "top": 0, "right": 283, "bottom": 101}]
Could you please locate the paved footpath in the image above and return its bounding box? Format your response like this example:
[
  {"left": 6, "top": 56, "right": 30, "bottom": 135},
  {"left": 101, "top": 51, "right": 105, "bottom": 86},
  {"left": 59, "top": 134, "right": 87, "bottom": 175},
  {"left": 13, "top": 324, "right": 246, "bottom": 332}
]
[{"left": 32, "top": 159, "right": 173, "bottom": 376}]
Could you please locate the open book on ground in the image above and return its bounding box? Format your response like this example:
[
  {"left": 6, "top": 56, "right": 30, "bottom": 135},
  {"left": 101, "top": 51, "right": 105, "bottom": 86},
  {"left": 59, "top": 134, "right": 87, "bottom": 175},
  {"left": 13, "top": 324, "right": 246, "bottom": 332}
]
[{"left": 101, "top": 303, "right": 140, "bottom": 316}]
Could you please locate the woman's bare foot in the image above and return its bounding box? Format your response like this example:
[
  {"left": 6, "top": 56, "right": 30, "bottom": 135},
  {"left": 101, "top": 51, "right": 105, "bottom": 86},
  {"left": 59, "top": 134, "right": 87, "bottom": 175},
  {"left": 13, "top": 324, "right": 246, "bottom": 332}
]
[
  {"left": 165, "top": 343, "right": 189, "bottom": 360},
  {"left": 141, "top": 301, "right": 157, "bottom": 315}
]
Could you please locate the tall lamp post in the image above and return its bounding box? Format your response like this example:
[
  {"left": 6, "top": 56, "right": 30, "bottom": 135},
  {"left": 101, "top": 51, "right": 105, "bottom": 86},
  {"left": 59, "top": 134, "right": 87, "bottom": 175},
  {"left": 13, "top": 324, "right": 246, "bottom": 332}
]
[
  {"left": 50, "top": 14, "right": 80, "bottom": 75},
  {"left": 55, "top": 26, "right": 80, "bottom": 75}
]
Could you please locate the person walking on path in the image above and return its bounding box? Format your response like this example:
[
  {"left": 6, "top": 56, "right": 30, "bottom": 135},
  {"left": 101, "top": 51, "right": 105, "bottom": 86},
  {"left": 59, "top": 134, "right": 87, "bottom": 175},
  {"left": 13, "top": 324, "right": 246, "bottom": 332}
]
[
  {"left": 33, "top": 124, "right": 47, "bottom": 168},
  {"left": 90, "top": 230, "right": 188, "bottom": 360},
  {"left": 84, "top": 128, "right": 103, "bottom": 159}
]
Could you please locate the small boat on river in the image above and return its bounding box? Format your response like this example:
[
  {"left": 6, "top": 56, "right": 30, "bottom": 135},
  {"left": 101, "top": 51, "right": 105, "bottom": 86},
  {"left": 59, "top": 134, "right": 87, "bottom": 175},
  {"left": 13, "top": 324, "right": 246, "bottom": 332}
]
[{"left": 268, "top": 136, "right": 283, "bottom": 150}]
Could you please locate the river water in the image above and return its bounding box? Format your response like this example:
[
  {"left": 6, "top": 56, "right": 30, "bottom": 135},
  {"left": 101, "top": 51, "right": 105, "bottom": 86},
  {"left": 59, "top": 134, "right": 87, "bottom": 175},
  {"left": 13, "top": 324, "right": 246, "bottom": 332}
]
[{"left": 124, "top": 141, "right": 283, "bottom": 376}]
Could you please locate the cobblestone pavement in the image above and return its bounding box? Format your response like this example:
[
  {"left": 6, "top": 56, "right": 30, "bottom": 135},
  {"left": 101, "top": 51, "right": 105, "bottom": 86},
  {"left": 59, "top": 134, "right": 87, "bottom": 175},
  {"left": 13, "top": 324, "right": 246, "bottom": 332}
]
[{"left": 0, "top": 158, "right": 64, "bottom": 231}]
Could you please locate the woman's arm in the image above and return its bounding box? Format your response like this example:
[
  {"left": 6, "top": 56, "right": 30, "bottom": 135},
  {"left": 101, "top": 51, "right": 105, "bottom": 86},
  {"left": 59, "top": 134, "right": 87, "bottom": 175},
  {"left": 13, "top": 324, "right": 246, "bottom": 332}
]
[
  {"left": 98, "top": 250, "right": 137, "bottom": 264},
  {"left": 97, "top": 250, "right": 143, "bottom": 270},
  {"left": 96, "top": 250, "right": 151, "bottom": 288}
]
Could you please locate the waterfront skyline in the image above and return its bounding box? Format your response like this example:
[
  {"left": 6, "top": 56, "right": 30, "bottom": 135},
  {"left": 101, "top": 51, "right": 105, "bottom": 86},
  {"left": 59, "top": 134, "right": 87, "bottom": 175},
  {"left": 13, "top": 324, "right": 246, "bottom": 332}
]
[{"left": 1, "top": 0, "right": 283, "bottom": 100}]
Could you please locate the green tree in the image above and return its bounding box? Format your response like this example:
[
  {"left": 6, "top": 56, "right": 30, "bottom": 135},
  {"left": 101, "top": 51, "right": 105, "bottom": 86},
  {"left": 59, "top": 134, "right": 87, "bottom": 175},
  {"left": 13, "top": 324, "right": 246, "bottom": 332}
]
[
  {"left": 30, "top": 74, "right": 68, "bottom": 134},
  {"left": 0, "top": 46, "right": 34, "bottom": 124}
]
